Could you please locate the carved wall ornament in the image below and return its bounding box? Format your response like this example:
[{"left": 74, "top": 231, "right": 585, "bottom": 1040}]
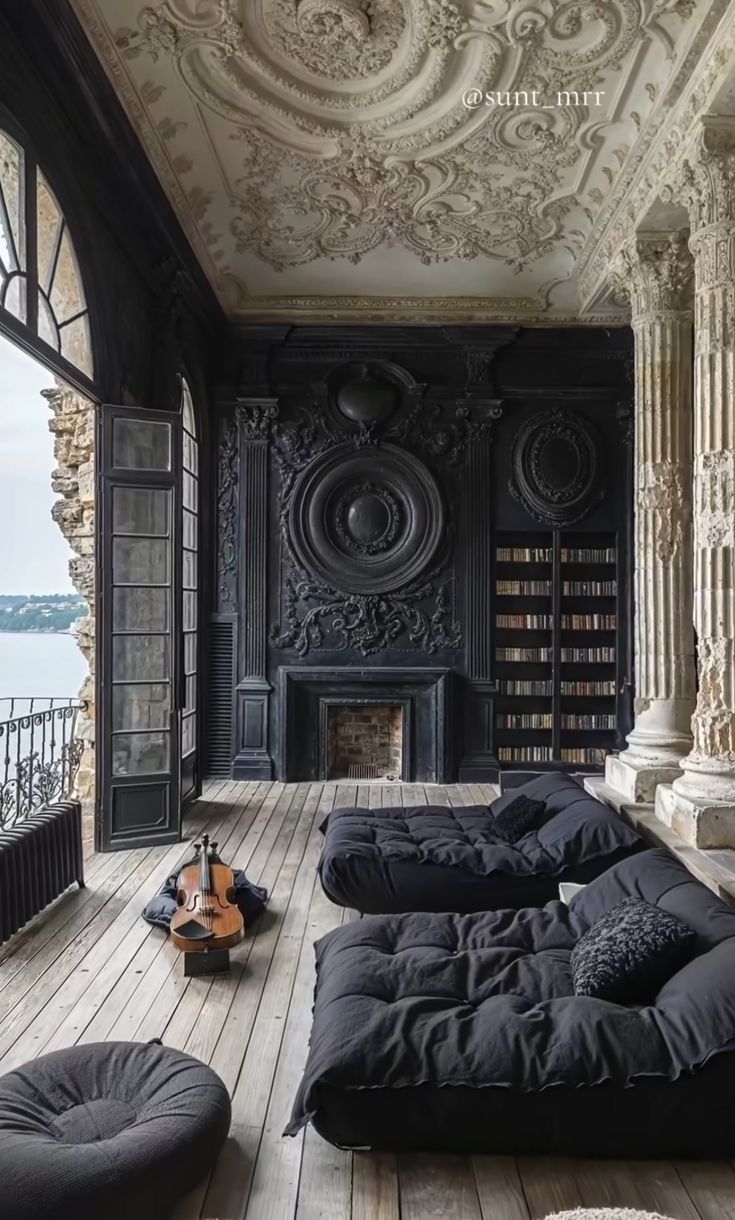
[
  {"left": 237, "top": 398, "right": 279, "bottom": 440},
  {"left": 216, "top": 413, "right": 239, "bottom": 609},
  {"left": 272, "top": 573, "right": 461, "bottom": 657},
  {"left": 286, "top": 441, "right": 446, "bottom": 595},
  {"left": 268, "top": 375, "right": 477, "bottom": 656},
  {"left": 509, "top": 406, "right": 604, "bottom": 525}
]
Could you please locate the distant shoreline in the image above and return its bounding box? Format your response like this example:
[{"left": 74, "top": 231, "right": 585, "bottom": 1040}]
[{"left": 0, "top": 629, "right": 75, "bottom": 636}]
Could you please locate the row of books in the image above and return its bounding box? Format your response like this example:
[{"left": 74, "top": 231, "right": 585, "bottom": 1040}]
[
  {"left": 498, "top": 747, "right": 608, "bottom": 764},
  {"left": 496, "top": 547, "right": 552, "bottom": 562},
  {"left": 496, "top": 547, "right": 616, "bottom": 564},
  {"left": 496, "top": 647, "right": 616, "bottom": 662},
  {"left": 561, "top": 681, "right": 616, "bottom": 695},
  {"left": 562, "top": 581, "right": 617, "bottom": 596},
  {"left": 562, "top": 614, "right": 616, "bottom": 629},
  {"left": 498, "top": 747, "right": 552, "bottom": 762},
  {"left": 496, "top": 614, "right": 552, "bottom": 629},
  {"left": 561, "top": 748, "right": 607, "bottom": 764},
  {"left": 561, "top": 548, "right": 616, "bottom": 563},
  {"left": 497, "top": 580, "right": 551, "bottom": 596},
  {"left": 496, "top": 714, "right": 553, "bottom": 729},
  {"left": 560, "top": 647, "right": 615, "bottom": 662},
  {"left": 496, "top": 648, "right": 551, "bottom": 662},
  {"left": 561, "top": 715, "right": 616, "bottom": 729},
  {"left": 498, "top": 681, "right": 552, "bottom": 695}
]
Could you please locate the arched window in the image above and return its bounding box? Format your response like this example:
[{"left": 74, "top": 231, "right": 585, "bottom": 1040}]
[
  {"left": 0, "top": 128, "right": 93, "bottom": 379},
  {"left": 181, "top": 377, "right": 199, "bottom": 794}
]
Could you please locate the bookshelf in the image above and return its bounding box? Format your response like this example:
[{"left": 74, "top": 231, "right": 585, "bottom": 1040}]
[{"left": 494, "top": 530, "right": 620, "bottom": 773}]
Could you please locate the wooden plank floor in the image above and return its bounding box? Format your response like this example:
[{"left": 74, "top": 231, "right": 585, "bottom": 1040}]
[{"left": 2, "top": 780, "right": 735, "bottom": 1220}]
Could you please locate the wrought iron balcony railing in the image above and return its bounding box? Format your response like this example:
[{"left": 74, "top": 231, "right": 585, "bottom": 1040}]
[{"left": 0, "top": 697, "right": 86, "bottom": 829}]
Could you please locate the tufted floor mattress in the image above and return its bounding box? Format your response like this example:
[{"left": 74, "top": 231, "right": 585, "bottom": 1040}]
[
  {"left": 288, "top": 848, "right": 735, "bottom": 1156},
  {"left": 318, "top": 773, "right": 643, "bottom": 913}
]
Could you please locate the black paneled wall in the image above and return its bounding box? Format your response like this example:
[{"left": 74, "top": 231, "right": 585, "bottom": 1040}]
[{"left": 211, "top": 327, "right": 633, "bottom": 783}]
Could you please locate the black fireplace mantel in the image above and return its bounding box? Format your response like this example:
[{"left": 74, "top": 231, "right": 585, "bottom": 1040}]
[{"left": 277, "top": 667, "right": 452, "bottom": 783}]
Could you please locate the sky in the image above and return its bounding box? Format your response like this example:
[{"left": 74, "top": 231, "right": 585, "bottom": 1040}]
[{"left": 0, "top": 332, "right": 75, "bottom": 595}]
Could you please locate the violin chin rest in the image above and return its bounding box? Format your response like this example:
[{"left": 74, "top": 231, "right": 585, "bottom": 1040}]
[{"left": 171, "top": 918, "right": 214, "bottom": 941}]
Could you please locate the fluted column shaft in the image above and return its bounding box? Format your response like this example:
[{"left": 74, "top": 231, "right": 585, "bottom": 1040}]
[
  {"left": 672, "top": 122, "right": 735, "bottom": 807},
  {"left": 605, "top": 235, "right": 695, "bottom": 803}
]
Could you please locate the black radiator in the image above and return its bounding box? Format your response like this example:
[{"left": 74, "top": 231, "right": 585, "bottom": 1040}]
[{"left": 0, "top": 800, "right": 85, "bottom": 944}]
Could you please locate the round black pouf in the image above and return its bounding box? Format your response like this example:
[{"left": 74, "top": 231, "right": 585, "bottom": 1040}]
[{"left": 0, "top": 1041, "right": 231, "bottom": 1220}]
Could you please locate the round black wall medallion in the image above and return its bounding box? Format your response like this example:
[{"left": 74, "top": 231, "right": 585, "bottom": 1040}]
[
  {"left": 288, "top": 442, "right": 445, "bottom": 594},
  {"left": 509, "top": 408, "right": 604, "bottom": 525}
]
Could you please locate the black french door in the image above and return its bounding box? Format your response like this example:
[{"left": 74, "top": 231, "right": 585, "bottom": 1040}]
[{"left": 98, "top": 405, "right": 183, "bottom": 850}]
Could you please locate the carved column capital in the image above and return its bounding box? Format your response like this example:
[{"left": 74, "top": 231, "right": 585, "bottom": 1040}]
[
  {"left": 236, "top": 397, "right": 279, "bottom": 441},
  {"left": 616, "top": 232, "right": 693, "bottom": 321},
  {"left": 677, "top": 118, "right": 735, "bottom": 235}
]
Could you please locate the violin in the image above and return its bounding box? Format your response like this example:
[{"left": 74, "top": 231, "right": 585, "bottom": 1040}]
[{"left": 170, "top": 834, "right": 245, "bottom": 953}]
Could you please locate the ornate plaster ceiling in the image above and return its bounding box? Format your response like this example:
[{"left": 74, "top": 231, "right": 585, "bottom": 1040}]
[{"left": 70, "top": 0, "right": 721, "bottom": 323}]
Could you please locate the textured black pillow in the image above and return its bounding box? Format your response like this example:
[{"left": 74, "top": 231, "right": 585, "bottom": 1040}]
[
  {"left": 492, "top": 795, "right": 547, "bottom": 842},
  {"left": 571, "top": 896, "right": 697, "bottom": 1003}
]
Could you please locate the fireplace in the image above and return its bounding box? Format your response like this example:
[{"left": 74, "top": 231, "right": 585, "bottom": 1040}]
[
  {"left": 327, "top": 703, "right": 405, "bottom": 781},
  {"left": 277, "top": 667, "right": 451, "bottom": 782}
]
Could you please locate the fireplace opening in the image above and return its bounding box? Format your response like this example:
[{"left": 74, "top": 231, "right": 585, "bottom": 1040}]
[{"left": 327, "top": 703, "right": 404, "bottom": 781}]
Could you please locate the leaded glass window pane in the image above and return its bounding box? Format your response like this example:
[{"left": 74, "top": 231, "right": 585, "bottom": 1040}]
[{"left": 0, "top": 133, "right": 93, "bottom": 378}]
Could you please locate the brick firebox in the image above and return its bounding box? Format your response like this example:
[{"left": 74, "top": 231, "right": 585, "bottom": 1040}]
[{"left": 327, "top": 704, "right": 404, "bottom": 780}]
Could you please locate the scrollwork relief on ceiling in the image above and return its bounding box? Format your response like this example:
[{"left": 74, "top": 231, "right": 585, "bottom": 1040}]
[{"left": 73, "top": 0, "right": 703, "bottom": 314}]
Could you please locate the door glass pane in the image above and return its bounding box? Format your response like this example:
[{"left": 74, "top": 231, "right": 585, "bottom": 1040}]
[
  {"left": 183, "top": 591, "right": 197, "bottom": 631},
  {"left": 113, "top": 587, "right": 169, "bottom": 632},
  {"left": 183, "top": 550, "right": 197, "bottom": 590},
  {"left": 185, "top": 675, "right": 196, "bottom": 713},
  {"left": 183, "top": 471, "right": 197, "bottom": 511},
  {"left": 113, "top": 635, "right": 170, "bottom": 682},
  {"left": 184, "top": 632, "right": 196, "bottom": 674},
  {"left": 113, "top": 683, "right": 170, "bottom": 731},
  {"left": 113, "top": 487, "right": 170, "bottom": 536},
  {"left": 182, "top": 715, "right": 195, "bottom": 757},
  {"left": 183, "top": 509, "right": 197, "bottom": 549},
  {"left": 113, "top": 417, "right": 171, "bottom": 471},
  {"left": 112, "top": 731, "right": 170, "bottom": 776},
  {"left": 113, "top": 537, "right": 170, "bottom": 585}
]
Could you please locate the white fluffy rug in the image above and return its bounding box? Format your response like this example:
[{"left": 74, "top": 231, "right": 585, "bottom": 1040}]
[{"left": 544, "top": 1211, "right": 676, "bottom": 1220}]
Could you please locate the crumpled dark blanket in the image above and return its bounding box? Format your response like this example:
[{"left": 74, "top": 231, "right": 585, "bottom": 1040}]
[{"left": 142, "top": 857, "right": 268, "bottom": 931}]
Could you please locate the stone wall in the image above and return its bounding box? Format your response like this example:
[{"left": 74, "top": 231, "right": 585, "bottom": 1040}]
[{"left": 45, "top": 383, "right": 96, "bottom": 843}]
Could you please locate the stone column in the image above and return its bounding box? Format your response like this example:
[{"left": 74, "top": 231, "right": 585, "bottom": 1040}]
[
  {"left": 605, "top": 233, "right": 696, "bottom": 804},
  {"left": 656, "top": 119, "right": 735, "bottom": 846},
  {"left": 45, "top": 383, "right": 96, "bottom": 846}
]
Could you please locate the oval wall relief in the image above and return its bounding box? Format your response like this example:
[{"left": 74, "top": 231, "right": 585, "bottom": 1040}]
[
  {"left": 288, "top": 442, "right": 445, "bottom": 594},
  {"left": 509, "top": 408, "right": 605, "bottom": 525}
]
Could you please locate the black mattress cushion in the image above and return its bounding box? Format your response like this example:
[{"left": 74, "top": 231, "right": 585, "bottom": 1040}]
[
  {"left": 318, "top": 772, "right": 643, "bottom": 913},
  {"left": 0, "top": 1041, "right": 231, "bottom": 1220},
  {"left": 571, "top": 896, "right": 697, "bottom": 1003},
  {"left": 492, "top": 794, "right": 547, "bottom": 842},
  {"left": 288, "top": 848, "right": 735, "bottom": 1155}
]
